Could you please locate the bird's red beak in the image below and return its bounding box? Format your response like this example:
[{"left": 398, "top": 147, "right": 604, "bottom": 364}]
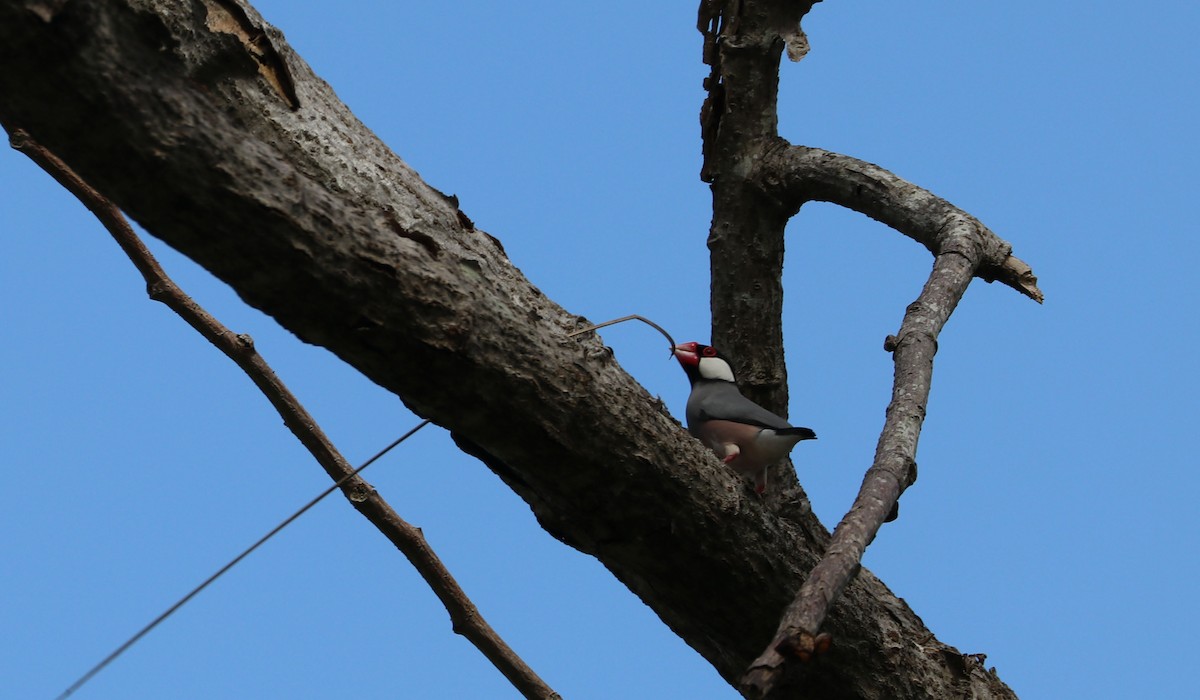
[{"left": 673, "top": 342, "right": 699, "bottom": 367}]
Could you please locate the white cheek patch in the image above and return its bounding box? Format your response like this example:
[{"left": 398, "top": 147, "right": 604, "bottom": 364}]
[{"left": 698, "top": 357, "right": 736, "bottom": 383}]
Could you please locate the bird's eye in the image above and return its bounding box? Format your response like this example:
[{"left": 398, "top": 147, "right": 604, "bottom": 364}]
[{"left": 702, "top": 346, "right": 717, "bottom": 357}]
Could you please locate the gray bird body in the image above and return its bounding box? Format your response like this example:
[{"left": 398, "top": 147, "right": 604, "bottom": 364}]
[{"left": 674, "top": 342, "right": 815, "bottom": 494}]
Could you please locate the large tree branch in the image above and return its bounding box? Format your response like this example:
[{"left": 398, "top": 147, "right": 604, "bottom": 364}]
[{"left": 0, "top": 1, "right": 1017, "bottom": 697}]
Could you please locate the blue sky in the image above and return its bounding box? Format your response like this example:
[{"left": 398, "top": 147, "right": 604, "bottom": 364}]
[{"left": 2, "top": 2, "right": 1197, "bottom": 698}]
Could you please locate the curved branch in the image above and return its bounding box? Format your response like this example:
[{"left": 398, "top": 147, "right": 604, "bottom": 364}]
[
  {"left": 758, "top": 144, "right": 1043, "bottom": 302},
  {"left": 9, "top": 130, "right": 561, "bottom": 700},
  {"left": 742, "top": 230, "right": 980, "bottom": 696}
]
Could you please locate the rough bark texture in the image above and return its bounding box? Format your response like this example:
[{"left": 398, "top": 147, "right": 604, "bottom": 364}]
[{"left": 0, "top": 1, "right": 1019, "bottom": 697}]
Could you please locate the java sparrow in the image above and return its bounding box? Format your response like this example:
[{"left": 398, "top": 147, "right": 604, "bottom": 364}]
[{"left": 673, "top": 342, "right": 816, "bottom": 495}]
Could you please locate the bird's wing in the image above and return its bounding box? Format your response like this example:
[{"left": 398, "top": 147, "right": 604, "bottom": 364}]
[{"left": 690, "top": 381, "right": 793, "bottom": 431}]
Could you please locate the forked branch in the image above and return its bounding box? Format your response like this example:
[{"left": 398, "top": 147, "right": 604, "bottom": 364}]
[
  {"left": 696, "top": 1, "right": 1037, "bottom": 696},
  {"left": 739, "top": 157, "right": 1039, "bottom": 692},
  {"left": 742, "top": 227, "right": 984, "bottom": 696},
  {"left": 9, "top": 129, "right": 560, "bottom": 700}
]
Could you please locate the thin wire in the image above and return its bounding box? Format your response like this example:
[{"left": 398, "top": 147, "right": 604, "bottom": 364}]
[{"left": 55, "top": 418, "right": 432, "bottom": 700}]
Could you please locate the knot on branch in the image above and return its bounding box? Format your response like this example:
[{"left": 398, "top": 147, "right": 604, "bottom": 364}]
[
  {"left": 146, "top": 279, "right": 171, "bottom": 301},
  {"left": 776, "top": 629, "right": 833, "bottom": 662},
  {"left": 345, "top": 481, "right": 373, "bottom": 503},
  {"left": 8, "top": 127, "right": 31, "bottom": 150},
  {"left": 883, "top": 329, "right": 937, "bottom": 357}
]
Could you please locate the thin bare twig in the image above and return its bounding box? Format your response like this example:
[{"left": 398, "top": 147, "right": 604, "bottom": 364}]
[
  {"left": 568, "top": 314, "right": 677, "bottom": 353},
  {"left": 10, "top": 129, "right": 561, "bottom": 700}
]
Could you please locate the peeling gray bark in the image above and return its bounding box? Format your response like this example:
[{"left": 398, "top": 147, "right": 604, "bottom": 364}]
[{"left": 0, "top": 1, "right": 1020, "bottom": 698}]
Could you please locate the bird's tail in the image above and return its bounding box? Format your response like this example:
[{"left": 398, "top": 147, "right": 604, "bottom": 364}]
[{"left": 779, "top": 427, "right": 817, "bottom": 440}]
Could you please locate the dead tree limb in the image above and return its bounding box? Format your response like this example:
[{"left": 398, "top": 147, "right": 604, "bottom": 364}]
[
  {"left": 9, "top": 129, "right": 561, "bottom": 700},
  {"left": 742, "top": 233, "right": 986, "bottom": 696},
  {"left": 758, "top": 145, "right": 1042, "bottom": 302}
]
